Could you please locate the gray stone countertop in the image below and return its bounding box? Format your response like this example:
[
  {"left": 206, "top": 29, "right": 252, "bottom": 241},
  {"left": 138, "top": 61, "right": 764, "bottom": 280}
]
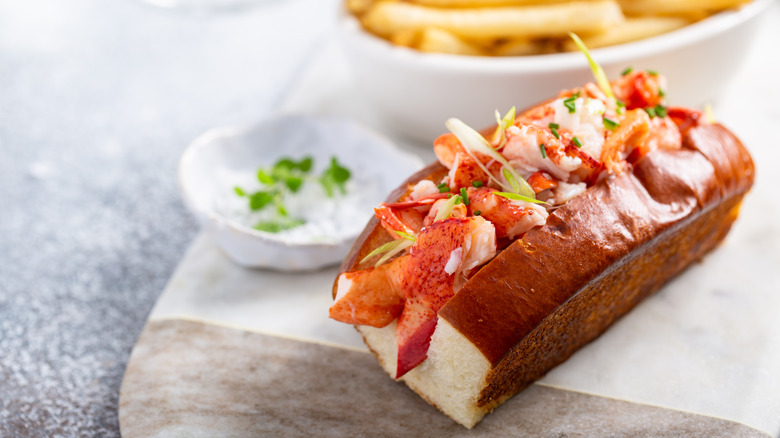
[{"left": 0, "top": 0, "right": 338, "bottom": 435}]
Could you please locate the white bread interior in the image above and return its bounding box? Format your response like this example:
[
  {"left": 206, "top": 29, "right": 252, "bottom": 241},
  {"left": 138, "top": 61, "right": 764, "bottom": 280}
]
[{"left": 357, "top": 318, "right": 491, "bottom": 428}]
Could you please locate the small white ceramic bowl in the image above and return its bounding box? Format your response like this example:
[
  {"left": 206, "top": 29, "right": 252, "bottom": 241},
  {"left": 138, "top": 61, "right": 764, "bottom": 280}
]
[
  {"left": 178, "top": 115, "right": 424, "bottom": 271},
  {"left": 339, "top": 0, "right": 773, "bottom": 142}
]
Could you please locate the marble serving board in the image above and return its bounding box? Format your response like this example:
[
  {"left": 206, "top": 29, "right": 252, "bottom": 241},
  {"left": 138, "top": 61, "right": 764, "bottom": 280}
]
[{"left": 119, "top": 18, "right": 780, "bottom": 437}]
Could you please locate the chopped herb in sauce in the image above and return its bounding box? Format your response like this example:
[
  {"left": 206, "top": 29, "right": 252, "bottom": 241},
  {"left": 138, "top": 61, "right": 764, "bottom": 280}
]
[
  {"left": 539, "top": 143, "right": 547, "bottom": 159},
  {"left": 234, "top": 155, "right": 351, "bottom": 233}
]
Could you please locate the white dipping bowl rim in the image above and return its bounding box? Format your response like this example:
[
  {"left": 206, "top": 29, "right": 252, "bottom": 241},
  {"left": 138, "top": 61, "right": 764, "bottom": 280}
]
[{"left": 177, "top": 115, "right": 424, "bottom": 270}]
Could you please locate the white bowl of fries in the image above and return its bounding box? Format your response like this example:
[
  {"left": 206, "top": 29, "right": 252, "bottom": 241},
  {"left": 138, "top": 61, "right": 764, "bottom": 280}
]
[{"left": 340, "top": 0, "right": 772, "bottom": 142}]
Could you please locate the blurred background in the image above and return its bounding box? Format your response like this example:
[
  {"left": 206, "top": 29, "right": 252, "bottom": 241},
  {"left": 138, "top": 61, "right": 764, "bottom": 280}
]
[{"left": 0, "top": 0, "right": 339, "bottom": 435}]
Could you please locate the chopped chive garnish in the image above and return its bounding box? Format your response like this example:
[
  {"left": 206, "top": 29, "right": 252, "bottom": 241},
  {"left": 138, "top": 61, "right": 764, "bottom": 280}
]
[
  {"left": 644, "top": 107, "right": 657, "bottom": 118},
  {"left": 659, "top": 88, "right": 666, "bottom": 97},
  {"left": 539, "top": 143, "right": 547, "bottom": 159},
  {"left": 473, "top": 210, "right": 481, "bottom": 216},
  {"left": 603, "top": 117, "right": 619, "bottom": 131},
  {"left": 551, "top": 127, "right": 560, "bottom": 139},
  {"left": 621, "top": 67, "right": 633, "bottom": 76},
  {"left": 563, "top": 96, "right": 577, "bottom": 113},
  {"left": 437, "top": 182, "right": 450, "bottom": 193},
  {"left": 460, "top": 187, "right": 470, "bottom": 205},
  {"left": 647, "top": 70, "right": 658, "bottom": 76},
  {"left": 572, "top": 137, "right": 583, "bottom": 148},
  {"left": 548, "top": 123, "right": 559, "bottom": 129},
  {"left": 654, "top": 105, "right": 667, "bottom": 118},
  {"left": 472, "top": 180, "right": 483, "bottom": 188},
  {"left": 616, "top": 99, "right": 626, "bottom": 115}
]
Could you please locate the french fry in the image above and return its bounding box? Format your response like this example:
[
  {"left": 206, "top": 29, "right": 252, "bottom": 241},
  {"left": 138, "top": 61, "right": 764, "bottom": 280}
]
[
  {"left": 492, "top": 38, "right": 546, "bottom": 56},
  {"left": 562, "top": 16, "right": 690, "bottom": 50},
  {"left": 349, "top": 0, "right": 754, "bottom": 56},
  {"left": 361, "top": 1, "right": 624, "bottom": 40},
  {"left": 390, "top": 29, "right": 421, "bottom": 47},
  {"left": 346, "top": 0, "right": 375, "bottom": 15},
  {"left": 618, "top": 0, "right": 751, "bottom": 16},
  {"left": 417, "top": 27, "right": 486, "bottom": 55},
  {"left": 408, "top": 0, "right": 583, "bottom": 7}
]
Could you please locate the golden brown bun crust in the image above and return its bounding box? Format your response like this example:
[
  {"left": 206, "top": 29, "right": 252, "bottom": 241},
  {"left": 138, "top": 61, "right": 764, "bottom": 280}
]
[
  {"left": 334, "top": 122, "right": 754, "bottom": 411},
  {"left": 438, "top": 123, "right": 753, "bottom": 364},
  {"left": 436, "top": 123, "right": 754, "bottom": 407}
]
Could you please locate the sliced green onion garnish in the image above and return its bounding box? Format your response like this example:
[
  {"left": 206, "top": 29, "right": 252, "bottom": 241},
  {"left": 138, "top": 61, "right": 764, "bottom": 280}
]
[
  {"left": 603, "top": 117, "right": 619, "bottom": 131},
  {"left": 568, "top": 32, "right": 615, "bottom": 101},
  {"left": 460, "top": 188, "right": 470, "bottom": 205},
  {"left": 473, "top": 210, "right": 481, "bottom": 216},
  {"left": 434, "top": 194, "right": 463, "bottom": 222},
  {"left": 445, "top": 118, "right": 535, "bottom": 199},
  {"left": 494, "top": 191, "right": 549, "bottom": 205},
  {"left": 437, "top": 182, "right": 450, "bottom": 193},
  {"left": 659, "top": 88, "right": 666, "bottom": 98},
  {"left": 551, "top": 127, "right": 560, "bottom": 139},
  {"left": 654, "top": 105, "right": 667, "bottom": 118},
  {"left": 395, "top": 231, "right": 417, "bottom": 242},
  {"left": 644, "top": 107, "right": 657, "bottom": 118},
  {"left": 472, "top": 180, "right": 483, "bottom": 188},
  {"left": 360, "top": 238, "right": 415, "bottom": 267},
  {"left": 572, "top": 137, "right": 583, "bottom": 148},
  {"left": 502, "top": 167, "right": 521, "bottom": 193},
  {"left": 647, "top": 70, "right": 658, "bottom": 76},
  {"left": 491, "top": 107, "right": 516, "bottom": 149},
  {"left": 621, "top": 67, "right": 633, "bottom": 76},
  {"left": 704, "top": 104, "right": 715, "bottom": 124},
  {"left": 539, "top": 143, "right": 547, "bottom": 159},
  {"left": 548, "top": 122, "right": 559, "bottom": 129}
]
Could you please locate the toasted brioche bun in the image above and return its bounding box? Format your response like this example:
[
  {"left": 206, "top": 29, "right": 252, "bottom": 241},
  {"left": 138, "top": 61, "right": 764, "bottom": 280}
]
[{"left": 335, "top": 121, "right": 754, "bottom": 428}]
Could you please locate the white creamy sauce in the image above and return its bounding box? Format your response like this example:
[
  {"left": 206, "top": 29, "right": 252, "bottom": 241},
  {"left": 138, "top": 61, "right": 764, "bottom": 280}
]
[
  {"left": 213, "top": 166, "right": 381, "bottom": 244},
  {"left": 553, "top": 97, "right": 606, "bottom": 160}
]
